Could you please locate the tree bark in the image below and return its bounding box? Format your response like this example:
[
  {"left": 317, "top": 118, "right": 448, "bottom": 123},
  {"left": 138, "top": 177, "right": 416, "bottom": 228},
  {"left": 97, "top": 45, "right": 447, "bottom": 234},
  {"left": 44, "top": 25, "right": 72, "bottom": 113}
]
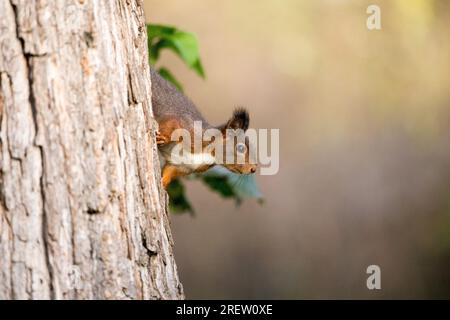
[{"left": 0, "top": 0, "right": 183, "bottom": 299}]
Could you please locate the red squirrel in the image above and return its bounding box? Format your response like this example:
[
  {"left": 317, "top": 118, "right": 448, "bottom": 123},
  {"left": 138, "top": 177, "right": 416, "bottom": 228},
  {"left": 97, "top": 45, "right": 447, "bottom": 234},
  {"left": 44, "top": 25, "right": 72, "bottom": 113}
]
[{"left": 150, "top": 67, "right": 257, "bottom": 188}]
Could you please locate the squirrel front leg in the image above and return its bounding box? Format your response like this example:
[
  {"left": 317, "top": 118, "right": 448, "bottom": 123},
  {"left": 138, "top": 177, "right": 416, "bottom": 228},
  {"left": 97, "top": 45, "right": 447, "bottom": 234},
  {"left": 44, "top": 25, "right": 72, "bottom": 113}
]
[
  {"left": 156, "top": 131, "right": 169, "bottom": 145},
  {"left": 157, "top": 117, "right": 187, "bottom": 188},
  {"left": 155, "top": 117, "right": 182, "bottom": 146},
  {"left": 161, "top": 164, "right": 188, "bottom": 189}
]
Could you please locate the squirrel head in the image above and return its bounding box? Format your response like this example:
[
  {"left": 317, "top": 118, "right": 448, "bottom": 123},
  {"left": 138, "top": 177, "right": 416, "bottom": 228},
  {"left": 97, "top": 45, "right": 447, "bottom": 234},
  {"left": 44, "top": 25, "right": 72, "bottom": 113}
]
[{"left": 218, "top": 108, "right": 258, "bottom": 175}]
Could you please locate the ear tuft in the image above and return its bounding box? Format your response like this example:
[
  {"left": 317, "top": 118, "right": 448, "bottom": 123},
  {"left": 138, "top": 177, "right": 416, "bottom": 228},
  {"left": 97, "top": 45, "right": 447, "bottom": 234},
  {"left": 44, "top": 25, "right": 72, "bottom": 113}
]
[{"left": 227, "top": 107, "right": 250, "bottom": 131}]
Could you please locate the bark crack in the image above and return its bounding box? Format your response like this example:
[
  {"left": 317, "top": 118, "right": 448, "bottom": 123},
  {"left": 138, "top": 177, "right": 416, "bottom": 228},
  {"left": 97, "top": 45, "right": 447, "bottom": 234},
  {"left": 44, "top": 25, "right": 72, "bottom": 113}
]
[{"left": 9, "top": 0, "right": 55, "bottom": 299}]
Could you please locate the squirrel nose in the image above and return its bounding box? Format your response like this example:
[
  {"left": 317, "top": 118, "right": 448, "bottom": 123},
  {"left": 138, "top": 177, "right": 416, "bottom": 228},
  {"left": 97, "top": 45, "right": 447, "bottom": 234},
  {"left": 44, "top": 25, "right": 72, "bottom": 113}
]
[{"left": 250, "top": 167, "right": 256, "bottom": 173}]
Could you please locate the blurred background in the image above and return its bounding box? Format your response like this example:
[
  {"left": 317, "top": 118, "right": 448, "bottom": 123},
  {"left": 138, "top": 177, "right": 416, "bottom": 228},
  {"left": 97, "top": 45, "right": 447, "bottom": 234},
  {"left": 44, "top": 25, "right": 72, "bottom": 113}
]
[{"left": 144, "top": 0, "right": 450, "bottom": 298}]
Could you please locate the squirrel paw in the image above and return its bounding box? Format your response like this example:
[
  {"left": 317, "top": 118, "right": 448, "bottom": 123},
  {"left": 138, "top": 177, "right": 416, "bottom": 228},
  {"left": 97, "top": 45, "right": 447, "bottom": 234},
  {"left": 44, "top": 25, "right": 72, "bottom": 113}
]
[{"left": 156, "top": 131, "right": 169, "bottom": 146}]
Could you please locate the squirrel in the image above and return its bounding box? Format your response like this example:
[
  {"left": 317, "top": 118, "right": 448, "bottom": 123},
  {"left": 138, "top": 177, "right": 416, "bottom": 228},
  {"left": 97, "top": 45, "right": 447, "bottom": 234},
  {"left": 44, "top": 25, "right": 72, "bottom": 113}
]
[{"left": 150, "top": 67, "right": 258, "bottom": 188}]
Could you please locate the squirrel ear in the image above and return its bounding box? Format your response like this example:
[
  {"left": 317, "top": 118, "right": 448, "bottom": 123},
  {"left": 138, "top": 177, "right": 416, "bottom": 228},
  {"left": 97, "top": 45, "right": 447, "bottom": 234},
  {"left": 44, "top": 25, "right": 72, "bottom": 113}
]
[{"left": 223, "top": 108, "right": 250, "bottom": 132}]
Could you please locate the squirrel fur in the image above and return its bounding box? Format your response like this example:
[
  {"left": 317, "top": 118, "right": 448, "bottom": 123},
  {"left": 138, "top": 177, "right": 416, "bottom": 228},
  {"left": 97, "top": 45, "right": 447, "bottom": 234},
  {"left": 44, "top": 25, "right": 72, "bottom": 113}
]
[{"left": 150, "top": 67, "right": 257, "bottom": 188}]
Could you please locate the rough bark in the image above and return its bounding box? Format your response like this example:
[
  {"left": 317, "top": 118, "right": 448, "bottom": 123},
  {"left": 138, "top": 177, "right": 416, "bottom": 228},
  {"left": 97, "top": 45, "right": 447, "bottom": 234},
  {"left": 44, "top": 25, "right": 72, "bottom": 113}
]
[{"left": 0, "top": 0, "right": 183, "bottom": 299}]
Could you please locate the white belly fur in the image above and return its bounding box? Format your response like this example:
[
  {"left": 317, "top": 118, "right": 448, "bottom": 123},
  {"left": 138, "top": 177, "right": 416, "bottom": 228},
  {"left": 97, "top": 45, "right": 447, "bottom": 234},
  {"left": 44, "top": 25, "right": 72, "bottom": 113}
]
[{"left": 159, "top": 142, "right": 216, "bottom": 171}]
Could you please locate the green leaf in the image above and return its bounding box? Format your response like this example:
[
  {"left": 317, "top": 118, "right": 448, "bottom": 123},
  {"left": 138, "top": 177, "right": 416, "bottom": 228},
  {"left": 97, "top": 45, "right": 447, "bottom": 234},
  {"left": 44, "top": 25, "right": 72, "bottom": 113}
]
[
  {"left": 202, "top": 166, "right": 264, "bottom": 204},
  {"left": 166, "top": 178, "right": 194, "bottom": 215},
  {"left": 147, "top": 24, "right": 177, "bottom": 42},
  {"left": 157, "top": 67, "right": 184, "bottom": 92},
  {"left": 167, "top": 167, "right": 264, "bottom": 214},
  {"left": 147, "top": 24, "right": 205, "bottom": 78},
  {"left": 147, "top": 24, "right": 178, "bottom": 65},
  {"left": 201, "top": 175, "right": 237, "bottom": 199}
]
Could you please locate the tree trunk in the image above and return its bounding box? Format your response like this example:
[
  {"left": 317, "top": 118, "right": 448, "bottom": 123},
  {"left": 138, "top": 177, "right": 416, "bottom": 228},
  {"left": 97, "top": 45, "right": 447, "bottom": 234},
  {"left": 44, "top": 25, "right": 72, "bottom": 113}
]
[{"left": 0, "top": 0, "right": 183, "bottom": 299}]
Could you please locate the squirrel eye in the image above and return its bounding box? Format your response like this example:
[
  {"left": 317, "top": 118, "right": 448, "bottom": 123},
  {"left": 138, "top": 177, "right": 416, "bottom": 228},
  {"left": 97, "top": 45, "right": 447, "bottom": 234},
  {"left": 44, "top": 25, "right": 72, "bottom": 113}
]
[{"left": 236, "top": 143, "right": 247, "bottom": 154}]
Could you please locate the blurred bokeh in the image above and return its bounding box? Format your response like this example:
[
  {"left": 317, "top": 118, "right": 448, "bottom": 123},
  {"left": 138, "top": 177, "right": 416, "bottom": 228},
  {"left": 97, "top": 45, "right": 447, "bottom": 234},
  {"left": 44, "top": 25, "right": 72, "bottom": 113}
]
[{"left": 144, "top": 0, "right": 450, "bottom": 298}]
